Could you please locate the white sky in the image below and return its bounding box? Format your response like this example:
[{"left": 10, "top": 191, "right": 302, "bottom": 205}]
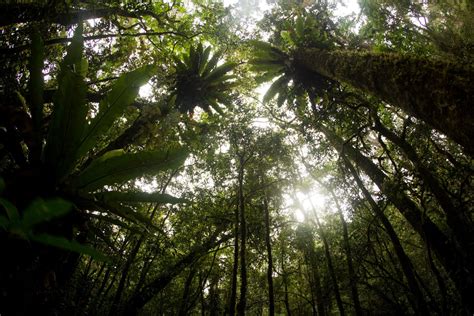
[{"left": 335, "top": 0, "right": 360, "bottom": 16}]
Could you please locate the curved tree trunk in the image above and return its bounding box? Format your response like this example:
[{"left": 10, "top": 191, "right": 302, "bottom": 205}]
[
  {"left": 370, "top": 112, "right": 472, "bottom": 250},
  {"left": 178, "top": 265, "right": 198, "bottom": 316},
  {"left": 343, "top": 157, "right": 430, "bottom": 315},
  {"left": 237, "top": 155, "right": 248, "bottom": 316},
  {"left": 307, "top": 242, "right": 326, "bottom": 316},
  {"left": 328, "top": 186, "right": 363, "bottom": 316},
  {"left": 294, "top": 48, "right": 474, "bottom": 154},
  {"left": 228, "top": 208, "right": 239, "bottom": 316},
  {"left": 263, "top": 195, "right": 275, "bottom": 316},
  {"left": 308, "top": 199, "right": 345, "bottom": 316},
  {"left": 318, "top": 123, "right": 473, "bottom": 313},
  {"left": 228, "top": 210, "right": 239, "bottom": 316},
  {"left": 123, "top": 229, "right": 231, "bottom": 316}
]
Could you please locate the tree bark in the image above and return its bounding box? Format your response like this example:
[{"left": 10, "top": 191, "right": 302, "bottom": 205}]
[
  {"left": 178, "top": 265, "right": 198, "bottom": 316},
  {"left": 344, "top": 157, "right": 430, "bottom": 315},
  {"left": 123, "top": 229, "right": 231, "bottom": 315},
  {"left": 319, "top": 124, "right": 474, "bottom": 312},
  {"left": 236, "top": 155, "right": 247, "bottom": 315},
  {"left": 294, "top": 48, "right": 474, "bottom": 154},
  {"left": 308, "top": 243, "right": 326, "bottom": 316},
  {"left": 228, "top": 208, "right": 239, "bottom": 316},
  {"left": 326, "top": 185, "right": 363, "bottom": 316},
  {"left": 371, "top": 112, "right": 473, "bottom": 250},
  {"left": 263, "top": 195, "right": 275, "bottom": 316},
  {"left": 308, "top": 199, "right": 345, "bottom": 316},
  {"left": 109, "top": 203, "right": 160, "bottom": 315}
]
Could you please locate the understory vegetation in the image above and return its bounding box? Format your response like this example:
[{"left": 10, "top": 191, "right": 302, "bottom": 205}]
[{"left": 0, "top": 0, "right": 472, "bottom": 315}]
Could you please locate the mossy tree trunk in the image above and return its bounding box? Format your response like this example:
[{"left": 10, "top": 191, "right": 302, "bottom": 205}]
[{"left": 294, "top": 49, "right": 474, "bottom": 154}]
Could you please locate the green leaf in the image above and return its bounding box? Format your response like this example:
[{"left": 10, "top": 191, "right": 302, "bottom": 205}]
[
  {"left": 0, "top": 177, "right": 5, "bottom": 194},
  {"left": 263, "top": 76, "right": 290, "bottom": 103},
  {"left": 280, "top": 30, "right": 294, "bottom": 46},
  {"left": 88, "top": 213, "right": 144, "bottom": 234},
  {"left": 295, "top": 16, "right": 305, "bottom": 38},
  {"left": 208, "top": 98, "right": 225, "bottom": 115},
  {"left": 0, "top": 215, "right": 8, "bottom": 230},
  {"left": 97, "top": 191, "right": 188, "bottom": 204},
  {"left": 29, "top": 29, "right": 44, "bottom": 136},
  {"left": 204, "top": 62, "right": 237, "bottom": 83},
  {"left": 248, "top": 60, "right": 285, "bottom": 74},
  {"left": 255, "top": 69, "right": 284, "bottom": 84},
  {"left": 62, "top": 24, "right": 84, "bottom": 71},
  {"left": 0, "top": 198, "right": 19, "bottom": 221},
  {"left": 202, "top": 51, "right": 222, "bottom": 76},
  {"left": 31, "top": 233, "right": 110, "bottom": 262},
  {"left": 101, "top": 201, "right": 157, "bottom": 230},
  {"left": 74, "top": 147, "right": 188, "bottom": 191},
  {"left": 77, "top": 65, "right": 154, "bottom": 159},
  {"left": 198, "top": 46, "right": 212, "bottom": 75},
  {"left": 194, "top": 43, "right": 204, "bottom": 73},
  {"left": 22, "top": 198, "right": 72, "bottom": 229},
  {"left": 77, "top": 58, "right": 88, "bottom": 77},
  {"left": 43, "top": 25, "right": 87, "bottom": 181},
  {"left": 248, "top": 40, "right": 286, "bottom": 59},
  {"left": 277, "top": 89, "right": 288, "bottom": 107}
]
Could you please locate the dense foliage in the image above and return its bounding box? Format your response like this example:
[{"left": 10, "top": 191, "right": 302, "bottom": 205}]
[{"left": 0, "top": 1, "right": 472, "bottom": 315}]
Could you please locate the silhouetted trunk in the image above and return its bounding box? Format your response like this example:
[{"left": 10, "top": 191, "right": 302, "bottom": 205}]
[
  {"left": 228, "top": 207, "right": 239, "bottom": 316},
  {"left": 295, "top": 48, "right": 474, "bottom": 153},
  {"left": 281, "top": 244, "right": 292, "bottom": 316},
  {"left": 318, "top": 123, "right": 473, "bottom": 313},
  {"left": 308, "top": 247, "right": 326, "bottom": 316},
  {"left": 209, "top": 268, "right": 221, "bottom": 316},
  {"left": 308, "top": 199, "right": 345, "bottom": 316},
  {"left": 108, "top": 235, "right": 143, "bottom": 315},
  {"left": 263, "top": 196, "right": 275, "bottom": 316},
  {"left": 123, "top": 228, "right": 231, "bottom": 315},
  {"left": 328, "top": 187, "right": 363, "bottom": 316},
  {"left": 109, "top": 204, "right": 159, "bottom": 315},
  {"left": 371, "top": 112, "right": 472, "bottom": 251},
  {"left": 178, "top": 265, "right": 198, "bottom": 316},
  {"left": 344, "top": 156, "right": 430, "bottom": 315},
  {"left": 134, "top": 251, "right": 159, "bottom": 294},
  {"left": 237, "top": 155, "right": 247, "bottom": 315}
]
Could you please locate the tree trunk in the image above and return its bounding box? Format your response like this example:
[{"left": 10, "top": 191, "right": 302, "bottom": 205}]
[
  {"left": 308, "top": 246, "right": 326, "bottom": 316},
  {"left": 237, "top": 155, "right": 247, "bottom": 315},
  {"left": 294, "top": 48, "right": 474, "bottom": 153},
  {"left": 327, "top": 186, "right": 363, "bottom": 316},
  {"left": 178, "top": 265, "right": 198, "bottom": 316},
  {"left": 123, "top": 229, "right": 231, "bottom": 315},
  {"left": 263, "top": 196, "right": 275, "bottom": 316},
  {"left": 308, "top": 199, "right": 345, "bottom": 316},
  {"left": 319, "top": 123, "right": 473, "bottom": 313},
  {"left": 344, "top": 157, "right": 430, "bottom": 315},
  {"left": 281, "top": 242, "right": 292, "bottom": 316},
  {"left": 228, "top": 208, "right": 239, "bottom": 316},
  {"left": 371, "top": 112, "right": 472, "bottom": 250},
  {"left": 108, "top": 235, "right": 144, "bottom": 316},
  {"left": 109, "top": 204, "right": 159, "bottom": 315}
]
